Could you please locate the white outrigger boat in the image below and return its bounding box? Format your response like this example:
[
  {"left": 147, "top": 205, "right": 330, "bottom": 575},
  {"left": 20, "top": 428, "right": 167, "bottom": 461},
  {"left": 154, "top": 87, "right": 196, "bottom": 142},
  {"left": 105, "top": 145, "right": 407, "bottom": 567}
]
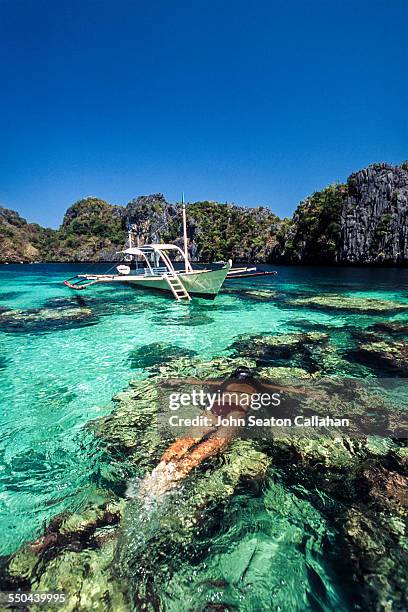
[
  {"left": 64, "top": 199, "right": 277, "bottom": 300},
  {"left": 64, "top": 200, "right": 231, "bottom": 300},
  {"left": 65, "top": 243, "right": 231, "bottom": 300}
]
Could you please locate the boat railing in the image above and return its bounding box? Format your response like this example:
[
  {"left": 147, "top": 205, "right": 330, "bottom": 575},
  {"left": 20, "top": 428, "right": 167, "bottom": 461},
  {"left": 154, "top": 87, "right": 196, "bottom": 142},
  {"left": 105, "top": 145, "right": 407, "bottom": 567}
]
[{"left": 144, "top": 266, "right": 168, "bottom": 276}]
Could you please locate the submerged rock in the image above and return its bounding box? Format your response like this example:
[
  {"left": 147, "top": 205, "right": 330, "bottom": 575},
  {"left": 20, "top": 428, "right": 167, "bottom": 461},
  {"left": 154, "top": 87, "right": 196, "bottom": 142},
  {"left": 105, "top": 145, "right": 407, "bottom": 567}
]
[
  {"left": 43, "top": 295, "right": 89, "bottom": 309},
  {"left": 94, "top": 352, "right": 408, "bottom": 608},
  {"left": 353, "top": 337, "right": 408, "bottom": 376},
  {"left": 339, "top": 463, "right": 408, "bottom": 610},
  {"left": 258, "top": 365, "right": 313, "bottom": 379},
  {"left": 230, "top": 331, "right": 328, "bottom": 355},
  {"left": 369, "top": 320, "right": 408, "bottom": 336},
  {"left": 155, "top": 354, "right": 258, "bottom": 381},
  {"left": 229, "top": 329, "right": 373, "bottom": 381},
  {"left": 287, "top": 318, "right": 346, "bottom": 333},
  {"left": 270, "top": 455, "right": 407, "bottom": 608},
  {"left": 0, "top": 306, "right": 96, "bottom": 333},
  {"left": 228, "top": 331, "right": 339, "bottom": 374},
  {"left": 288, "top": 294, "right": 408, "bottom": 313},
  {"left": 128, "top": 342, "right": 197, "bottom": 370},
  {"left": 149, "top": 309, "right": 215, "bottom": 327},
  {"left": 2, "top": 492, "right": 128, "bottom": 610},
  {"left": 242, "top": 289, "right": 279, "bottom": 301},
  {"left": 267, "top": 433, "right": 408, "bottom": 611}
]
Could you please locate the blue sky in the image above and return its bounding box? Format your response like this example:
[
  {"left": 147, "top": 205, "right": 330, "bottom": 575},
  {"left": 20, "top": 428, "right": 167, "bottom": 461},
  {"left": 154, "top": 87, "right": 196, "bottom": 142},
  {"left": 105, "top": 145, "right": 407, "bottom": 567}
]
[{"left": 0, "top": 0, "right": 406, "bottom": 228}]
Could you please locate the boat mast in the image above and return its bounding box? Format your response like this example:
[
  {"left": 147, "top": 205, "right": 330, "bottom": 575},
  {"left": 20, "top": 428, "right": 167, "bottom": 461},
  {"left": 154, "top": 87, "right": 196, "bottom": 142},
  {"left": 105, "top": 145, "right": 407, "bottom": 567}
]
[
  {"left": 182, "top": 192, "right": 189, "bottom": 272},
  {"left": 128, "top": 224, "right": 140, "bottom": 248}
]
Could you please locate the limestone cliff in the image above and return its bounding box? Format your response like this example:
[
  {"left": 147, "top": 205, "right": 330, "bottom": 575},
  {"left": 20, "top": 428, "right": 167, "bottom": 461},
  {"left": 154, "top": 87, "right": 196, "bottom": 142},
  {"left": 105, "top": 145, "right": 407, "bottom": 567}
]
[
  {"left": 339, "top": 163, "right": 408, "bottom": 264},
  {"left": 274, "top": 162, "right": 408, "bottom": 265}
]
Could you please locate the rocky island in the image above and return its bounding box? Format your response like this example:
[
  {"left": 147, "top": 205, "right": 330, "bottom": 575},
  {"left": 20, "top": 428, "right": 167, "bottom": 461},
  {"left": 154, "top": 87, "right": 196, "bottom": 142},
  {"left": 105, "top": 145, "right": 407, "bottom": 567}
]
[{"left": 1, "top": 162, "right": 408, "bottom": 265}]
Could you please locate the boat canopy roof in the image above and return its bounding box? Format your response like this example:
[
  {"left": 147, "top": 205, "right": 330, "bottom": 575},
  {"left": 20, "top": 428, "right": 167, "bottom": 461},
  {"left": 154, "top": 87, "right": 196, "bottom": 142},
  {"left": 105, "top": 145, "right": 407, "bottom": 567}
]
[
  {"left": 117, "top": 242, "right": 192, "bottom": 272},
  {"left": 119, "top": 247, "right": 145, "bottom": 256},
  {"left": 141, "top": 244, "right": 181, "bottom": 251},
  {"left": 119, "top": 244, "right": 182, "bottom": 255}
]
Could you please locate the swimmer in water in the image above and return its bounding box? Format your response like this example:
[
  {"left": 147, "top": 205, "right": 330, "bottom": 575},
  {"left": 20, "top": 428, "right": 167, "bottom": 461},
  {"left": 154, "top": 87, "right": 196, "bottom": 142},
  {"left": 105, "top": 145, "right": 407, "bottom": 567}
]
[{"left": 139, "top": 366, "right": 312, "bottom": 500}]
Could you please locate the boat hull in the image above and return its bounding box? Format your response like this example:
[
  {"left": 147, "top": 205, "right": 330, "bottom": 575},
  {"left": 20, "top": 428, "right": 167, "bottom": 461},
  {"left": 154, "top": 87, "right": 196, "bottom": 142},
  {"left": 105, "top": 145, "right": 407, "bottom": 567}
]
[
  {"left": 73, "top": 264, "right": 231, "bottom": 298},
  {"left": 120, "top": 266, "right": 230, "bottom": 297}
]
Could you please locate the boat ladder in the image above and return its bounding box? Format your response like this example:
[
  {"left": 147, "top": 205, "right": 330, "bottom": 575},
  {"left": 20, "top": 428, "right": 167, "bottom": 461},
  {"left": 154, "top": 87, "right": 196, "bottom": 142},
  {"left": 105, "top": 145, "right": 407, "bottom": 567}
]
[{"left": 164, "top": 273, "right": 191, "bottom": 301}]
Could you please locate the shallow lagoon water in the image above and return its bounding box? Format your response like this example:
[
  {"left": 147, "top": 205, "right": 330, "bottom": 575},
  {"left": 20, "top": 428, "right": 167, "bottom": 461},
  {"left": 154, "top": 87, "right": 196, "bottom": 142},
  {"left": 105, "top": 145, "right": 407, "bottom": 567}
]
[{"left": 1, "top": 263, "right": 408, "bottom": 608}]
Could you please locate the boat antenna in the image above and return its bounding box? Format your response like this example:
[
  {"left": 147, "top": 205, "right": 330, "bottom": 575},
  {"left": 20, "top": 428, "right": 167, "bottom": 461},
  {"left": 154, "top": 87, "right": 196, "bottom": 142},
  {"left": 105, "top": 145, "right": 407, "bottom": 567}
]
[{"left": 182, "top": 192, "right": 189, "bottom": 272}]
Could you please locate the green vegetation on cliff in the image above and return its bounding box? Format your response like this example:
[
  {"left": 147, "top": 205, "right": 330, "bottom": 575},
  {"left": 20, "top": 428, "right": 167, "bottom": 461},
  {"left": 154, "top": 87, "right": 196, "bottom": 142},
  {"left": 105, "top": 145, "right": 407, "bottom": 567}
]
[
  {"left": 0, "top": 207, "right": 54, "bottom": 263},
  {"left": 61, "top": 198, "right": 123, "bottom": 240},
  {"left": 48, "top": 198, "right": 126, "bottom": 261},
  {"left": 275, "top": 184, "right": 347, "bottom": 263},
  {"left": 0, "top": 198, "right": 127, "bottom": 263},
  {"left": 187, "top": 201, "right": 280, "bottom": 261}
]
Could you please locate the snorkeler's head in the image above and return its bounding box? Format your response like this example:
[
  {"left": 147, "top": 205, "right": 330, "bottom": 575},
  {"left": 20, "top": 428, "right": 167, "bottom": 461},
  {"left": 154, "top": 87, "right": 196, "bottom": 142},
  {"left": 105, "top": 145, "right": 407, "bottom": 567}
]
[
  {"left": 218, "top": 365, "right": 261, "bottom": 397},
  {"left": 218, "top": 366, "right": 264, "bottom": 395},
  {"left": 232, "top": 366, "right": 254, "bottom": 381}
]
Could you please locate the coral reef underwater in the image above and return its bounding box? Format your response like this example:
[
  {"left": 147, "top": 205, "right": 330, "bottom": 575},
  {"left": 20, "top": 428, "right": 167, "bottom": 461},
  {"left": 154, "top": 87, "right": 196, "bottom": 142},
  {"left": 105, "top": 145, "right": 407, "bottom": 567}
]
[{"left": 1, "top": 320, "right": 407, "bottom": 611}]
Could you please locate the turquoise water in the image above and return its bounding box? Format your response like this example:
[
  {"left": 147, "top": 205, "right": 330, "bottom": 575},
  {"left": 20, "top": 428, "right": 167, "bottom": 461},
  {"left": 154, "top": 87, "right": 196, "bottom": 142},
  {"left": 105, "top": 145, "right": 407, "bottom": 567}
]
[{"left": 1, "top": 263, "right": 408, "bottom": 607}]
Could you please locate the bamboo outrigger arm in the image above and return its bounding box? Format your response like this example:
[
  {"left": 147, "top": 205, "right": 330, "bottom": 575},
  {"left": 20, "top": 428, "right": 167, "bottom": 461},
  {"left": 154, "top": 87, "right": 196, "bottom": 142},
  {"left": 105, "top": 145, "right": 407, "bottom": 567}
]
[
  {"left": 226, "top": 268, "right": 277, "bottom": 279},
  {"left": 63, "top": 277, "right": 100, "bottom": 290}
]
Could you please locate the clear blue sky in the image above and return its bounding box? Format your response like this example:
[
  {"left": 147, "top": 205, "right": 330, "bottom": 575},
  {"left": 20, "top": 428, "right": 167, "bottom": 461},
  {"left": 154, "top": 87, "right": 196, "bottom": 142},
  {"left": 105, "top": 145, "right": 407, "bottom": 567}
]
[{"left": 0, "top": 0, "right": 406, "bottom": 228}]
